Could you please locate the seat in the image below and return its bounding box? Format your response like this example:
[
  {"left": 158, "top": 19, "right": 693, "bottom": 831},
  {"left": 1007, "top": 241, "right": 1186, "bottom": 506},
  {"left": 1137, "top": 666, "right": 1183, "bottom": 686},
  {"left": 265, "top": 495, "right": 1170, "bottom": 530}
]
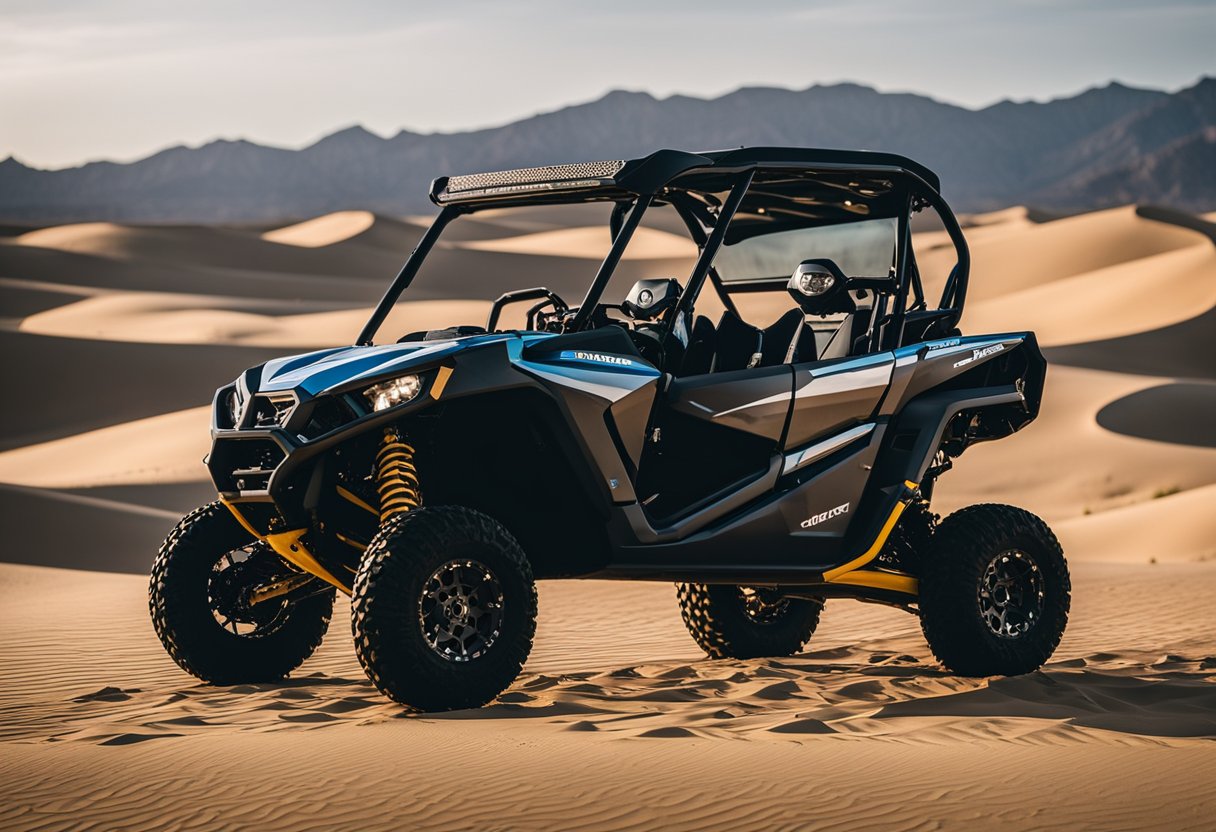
[
  {"left": 712, "top": 308, "right": 815, "bottom": 372},
  {"left": 813, "top": 311, "right": 862, "bottom": 360},
  {"left": 787, "top": 259, "right": 860, "bottom": 361},
  {"left": 680, "top": 315, "right": 717, "bottom": 376}
]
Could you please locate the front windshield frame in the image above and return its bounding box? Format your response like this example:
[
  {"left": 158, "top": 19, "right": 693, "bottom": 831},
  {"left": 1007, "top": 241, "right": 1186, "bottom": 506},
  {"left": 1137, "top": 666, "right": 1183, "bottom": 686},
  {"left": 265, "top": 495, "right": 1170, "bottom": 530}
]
[{"left": 357, "top": 163, "right": 970, "bottom": 348}]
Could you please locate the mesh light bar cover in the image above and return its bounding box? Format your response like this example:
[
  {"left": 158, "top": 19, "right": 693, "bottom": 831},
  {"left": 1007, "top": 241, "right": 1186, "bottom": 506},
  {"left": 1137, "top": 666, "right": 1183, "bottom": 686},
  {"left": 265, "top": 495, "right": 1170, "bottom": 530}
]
[{"left": 441, "top": 160, "right": 625, "bottom": 201}]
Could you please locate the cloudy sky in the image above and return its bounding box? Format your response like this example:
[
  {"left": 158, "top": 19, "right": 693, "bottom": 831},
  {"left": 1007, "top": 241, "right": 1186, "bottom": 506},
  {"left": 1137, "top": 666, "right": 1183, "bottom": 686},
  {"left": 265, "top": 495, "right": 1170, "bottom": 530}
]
[{"left": 2, "top": 0, "right": 1211, "bottom": 169}]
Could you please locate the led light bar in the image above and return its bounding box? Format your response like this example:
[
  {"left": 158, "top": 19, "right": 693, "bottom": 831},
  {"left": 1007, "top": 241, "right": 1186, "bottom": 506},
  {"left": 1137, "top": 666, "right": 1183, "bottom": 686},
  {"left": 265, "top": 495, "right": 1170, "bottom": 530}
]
[{"left": 437, "top": 160, "right": 625, "bottom": 203}]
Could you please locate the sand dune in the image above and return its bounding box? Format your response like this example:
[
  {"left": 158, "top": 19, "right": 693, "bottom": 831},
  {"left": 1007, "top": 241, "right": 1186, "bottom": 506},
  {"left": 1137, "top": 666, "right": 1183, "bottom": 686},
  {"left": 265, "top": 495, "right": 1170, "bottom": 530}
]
[
  {"left": 2, "top": 202, "right": 1215, "bottom": 830},
  {"left": 1054, "top": 484, "right": 1216, "bottom": 564},
  {"left": 0, "top": 242, "right": 393, "bottom": 303},
  {"left": 963, "top": 242, "right": 1216, "bottom": 345},
  {"left": 261, "top": 210, "right": 378, "bottom": 247},
  {"left": 0, "top": 406, "right": 211, "bottom": 488},
  {"left": 1095, "top": 381, "right": 1216, "bottom": 447},
  {"left": 959, "top": 205, "right": 1034, "bottom": 228},
  {"left": 1046, "top": 306, "right": 1216, "bottom": 380},
  {"left": 17, "top": 290, "right": 490, "bottom": 347},
  {"left": 932, "top": 365, "right": 1216, "bottom": 523},
  {"left": 916, "top": 205, "right": 1208, "bottom": 302},
  {"left": 0, "top": 329, "right": 285, "bottom": 449},
  {"left": 8, "top": 217, "right": 418, "bottom": 286},
  {"left": 14, "top": 222, "right": 355, "bottom": 276},
  {"left": 460, "top": 225, "right": 699, "bottom": 260},
  {"left": 0, "top": 484, "right": 183, "bottom": 573}
]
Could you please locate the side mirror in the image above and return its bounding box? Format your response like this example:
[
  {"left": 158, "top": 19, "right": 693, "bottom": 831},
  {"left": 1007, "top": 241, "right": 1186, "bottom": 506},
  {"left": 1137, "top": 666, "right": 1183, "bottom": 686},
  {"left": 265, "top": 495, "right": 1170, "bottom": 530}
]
[{"left": 622, "top": 278, "right": 681, "bottom": 321}]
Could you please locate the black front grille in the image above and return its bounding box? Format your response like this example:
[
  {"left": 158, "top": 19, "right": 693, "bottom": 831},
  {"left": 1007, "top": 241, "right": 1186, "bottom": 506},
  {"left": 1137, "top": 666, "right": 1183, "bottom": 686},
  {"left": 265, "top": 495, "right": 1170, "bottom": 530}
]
[{"left": 210, "top": 438, "right": 287, "bottom": 493}]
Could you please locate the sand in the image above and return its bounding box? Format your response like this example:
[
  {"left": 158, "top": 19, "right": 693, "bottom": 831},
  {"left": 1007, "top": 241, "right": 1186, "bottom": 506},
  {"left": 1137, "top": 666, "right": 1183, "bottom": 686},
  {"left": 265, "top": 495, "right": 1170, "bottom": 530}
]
[
  {"left": 1, "top": 201, "right": 1213, "bottom": 830},
  {"left": 0, "top": 407, "right": 212, "bottom": 488},
  {"left": 963, "top": 243, "right": 1216, "bottom": 346},
  {"left": 261, "top": 210, "right": 378, "bottom": 247},
  {"left": 916, "top": 205, "right": 1205, "bottom": 302},
  {"left": 461, "top": 225, "right": 700, "bottom": 260},
  {"left": 16, "top": 290, "right": 492, "bottom": 348},
  {"left": 1, "top": 561, "right": 1213, "bottom": 830}
]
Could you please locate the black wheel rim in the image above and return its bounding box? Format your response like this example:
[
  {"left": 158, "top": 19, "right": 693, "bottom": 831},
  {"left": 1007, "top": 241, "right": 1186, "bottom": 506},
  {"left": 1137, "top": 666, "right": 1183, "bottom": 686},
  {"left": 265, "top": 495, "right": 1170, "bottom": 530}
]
[
  {"left": 208, "top": 543, "right": 290, "bottom": 637},
  {"left": 419, "top": 559, "right": 504, "bottom": 662},
  {"left": 978, "top": 549, "right": 1045, "bottom": 639},
  {"left": 739, "top": 587, "right": 790, "bottom": 625}
]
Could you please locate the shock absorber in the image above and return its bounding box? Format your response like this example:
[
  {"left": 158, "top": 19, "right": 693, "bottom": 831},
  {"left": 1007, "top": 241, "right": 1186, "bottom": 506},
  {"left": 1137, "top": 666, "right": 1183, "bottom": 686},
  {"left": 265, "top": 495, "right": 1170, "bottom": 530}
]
[{"left": 375, "top": 428, "right": 421, "bottom": 521}]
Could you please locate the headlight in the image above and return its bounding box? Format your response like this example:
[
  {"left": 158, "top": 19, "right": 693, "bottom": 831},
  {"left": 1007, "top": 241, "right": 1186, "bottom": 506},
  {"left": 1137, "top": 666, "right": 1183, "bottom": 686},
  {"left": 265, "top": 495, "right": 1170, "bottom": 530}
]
[{"left": 364, "top": 374, "right": 423, "bottom": 411}]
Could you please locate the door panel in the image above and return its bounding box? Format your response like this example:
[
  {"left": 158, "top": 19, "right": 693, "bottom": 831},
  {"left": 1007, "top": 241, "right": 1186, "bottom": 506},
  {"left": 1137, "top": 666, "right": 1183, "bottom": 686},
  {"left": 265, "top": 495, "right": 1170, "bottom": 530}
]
[
  {"left": 667, "top": 365, "right": 794, "bottom": 442},
  {"left": 635, "top": 365, "right": 793, "bottom": 526},
  {"left": 785, "top": 354, "right": 894, "bottom": 449}
]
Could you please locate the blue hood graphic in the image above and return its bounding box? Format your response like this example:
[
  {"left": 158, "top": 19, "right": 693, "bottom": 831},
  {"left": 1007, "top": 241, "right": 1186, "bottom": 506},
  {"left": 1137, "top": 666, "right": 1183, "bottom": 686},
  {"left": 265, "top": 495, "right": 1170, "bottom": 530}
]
[{"left": 256, "top": 332, "right": 522, "bottom": 396}]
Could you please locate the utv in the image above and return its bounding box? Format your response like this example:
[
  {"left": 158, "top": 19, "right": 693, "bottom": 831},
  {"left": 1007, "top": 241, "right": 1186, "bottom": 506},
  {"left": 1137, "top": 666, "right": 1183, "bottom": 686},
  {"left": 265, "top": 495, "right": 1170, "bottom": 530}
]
[{"left": 150, "top": 148, "right": 1070, "bottom": 710}]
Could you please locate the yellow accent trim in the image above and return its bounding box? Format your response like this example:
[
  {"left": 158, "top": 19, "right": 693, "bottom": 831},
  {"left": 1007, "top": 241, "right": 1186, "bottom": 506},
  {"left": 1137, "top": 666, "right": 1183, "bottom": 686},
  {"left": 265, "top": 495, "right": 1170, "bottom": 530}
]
[
  {"left": 823, "top": 500, "right": 909, "bottom": 581},
  {"left": 222, "top": 500, "right": 350, "bottom": 594},
  {"left": 431, "top": 365, "right": 454, "bottom": 400},
  {"left": 335, "top": 531, "right": 368, "bottom": 552},
  {"left": 336, "top": 485, "right": 378, "bottom": 516},
  {"left": 828, "top": 570, "right": 919, "bottom": 595},
  {"left": 264, "top": 529, "right": 350, "bottom": 595},
  {"left": 821, "top": 481, "right": 922, "bottom": 585},
  {"left": 221, "top": 500, "right": 262, "bottom": 539}
]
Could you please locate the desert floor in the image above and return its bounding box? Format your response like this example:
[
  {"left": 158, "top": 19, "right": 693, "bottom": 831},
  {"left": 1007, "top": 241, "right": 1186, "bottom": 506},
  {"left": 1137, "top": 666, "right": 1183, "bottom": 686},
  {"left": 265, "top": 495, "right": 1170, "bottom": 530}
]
[{"left": 1, "top": 204, "right": 1213, "bottom": 830}]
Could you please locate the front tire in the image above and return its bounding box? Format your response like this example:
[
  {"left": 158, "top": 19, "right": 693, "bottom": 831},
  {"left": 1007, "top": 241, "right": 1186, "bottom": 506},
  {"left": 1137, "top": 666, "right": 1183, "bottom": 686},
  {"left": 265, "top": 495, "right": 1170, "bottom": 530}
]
[
  {"left": 351, "top": 507, "right": 537, "bottom": 711},
  {"left": 919, "top": 504, "right": 1070, "bottom": 676},
  {"left": 677, "top": 584, "right": 823, "bottom": 659},
  {"left": 149, "top": 503, "right": 335, "bottom": 685}
]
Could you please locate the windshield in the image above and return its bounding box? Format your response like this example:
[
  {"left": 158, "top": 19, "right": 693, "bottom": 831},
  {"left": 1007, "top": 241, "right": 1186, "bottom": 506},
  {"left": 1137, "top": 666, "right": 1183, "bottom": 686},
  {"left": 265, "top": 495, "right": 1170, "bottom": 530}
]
[
  {"left": 358, "top": 201, "right": 699, "bottom": 343},
  {"left": 713, "top": 217, "right": 898, "bottom": 282}
]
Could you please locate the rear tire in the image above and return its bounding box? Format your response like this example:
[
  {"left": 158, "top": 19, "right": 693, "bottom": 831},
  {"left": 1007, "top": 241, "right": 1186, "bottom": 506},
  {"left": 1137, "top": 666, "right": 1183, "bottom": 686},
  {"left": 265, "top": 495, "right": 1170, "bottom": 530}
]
[
  {"left": 149, "top": 503, "right": 335, "bottom": 685},
  {"left": 351, "top": 507, "right": 537, "bottom": 711},
  {"left": 919, "top": 504, "right": 1070, "bottom": 676},
  {"left": 677, "top": 584, "right": 822, "bottom": 659}
]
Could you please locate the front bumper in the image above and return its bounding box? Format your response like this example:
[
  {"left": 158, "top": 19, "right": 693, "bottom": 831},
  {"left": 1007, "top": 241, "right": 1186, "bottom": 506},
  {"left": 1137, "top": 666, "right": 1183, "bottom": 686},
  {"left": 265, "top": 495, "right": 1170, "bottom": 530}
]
[{"left": 208, "top": 372, "right": 439, "bottom": 534}]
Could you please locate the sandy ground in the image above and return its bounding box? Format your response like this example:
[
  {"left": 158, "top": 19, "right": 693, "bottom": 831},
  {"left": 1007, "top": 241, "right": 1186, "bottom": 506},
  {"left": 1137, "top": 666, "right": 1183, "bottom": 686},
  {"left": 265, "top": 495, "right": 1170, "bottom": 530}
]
[
  {"left": 1, "top": 202, "right": 1213, "bottom": 830},
  {"left": 2, "top": 561, "right": 1214, "bottom": 831}
]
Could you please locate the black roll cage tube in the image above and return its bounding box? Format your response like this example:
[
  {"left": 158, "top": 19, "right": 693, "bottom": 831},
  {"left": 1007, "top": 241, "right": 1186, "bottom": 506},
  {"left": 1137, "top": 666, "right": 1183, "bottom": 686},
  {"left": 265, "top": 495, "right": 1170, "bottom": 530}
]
[
  {"left": 665, "top": 191, "right": 743, "bottom": 319},
  {"left": 357, "top": 204, "right": 463, "bottom": 346},
  {"left": 355, "top": 165, "right": 970, "bottom": 347},
  {"left": 661, "top": 169, "right": 754, "bottom": 340},
  {"left": 568, "top": 194, "right": 652, "bottom": 332}
]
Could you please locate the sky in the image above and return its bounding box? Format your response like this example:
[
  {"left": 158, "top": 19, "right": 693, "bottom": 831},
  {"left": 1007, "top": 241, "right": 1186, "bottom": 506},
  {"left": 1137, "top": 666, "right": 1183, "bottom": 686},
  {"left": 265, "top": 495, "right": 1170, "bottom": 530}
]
[{"left": 1, "top": 0, "right": 1212, "bottom": 169}]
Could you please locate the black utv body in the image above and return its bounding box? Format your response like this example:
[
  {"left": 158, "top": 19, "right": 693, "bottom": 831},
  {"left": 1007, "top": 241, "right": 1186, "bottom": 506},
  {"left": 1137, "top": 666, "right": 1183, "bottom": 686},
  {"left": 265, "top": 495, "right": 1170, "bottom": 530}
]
[{"left": 150, "top": 148, "right": 1070, "bottom": 710}]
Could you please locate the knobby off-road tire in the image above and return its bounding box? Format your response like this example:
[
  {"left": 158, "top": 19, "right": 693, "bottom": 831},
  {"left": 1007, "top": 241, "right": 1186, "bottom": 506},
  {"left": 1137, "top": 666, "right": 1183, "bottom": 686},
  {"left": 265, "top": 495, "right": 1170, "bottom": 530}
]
[
  {"left": 351, "top": 506, "right": 537, "bottom": 711},
  {"left": 919, "top": 503, "right": 1070, "bottom": 677},
  {"left": 149, "top": 502, "right": 335, "bottom": 684},
  {"left": 677, "top": 584, "right": 823, "bottom": 659}
]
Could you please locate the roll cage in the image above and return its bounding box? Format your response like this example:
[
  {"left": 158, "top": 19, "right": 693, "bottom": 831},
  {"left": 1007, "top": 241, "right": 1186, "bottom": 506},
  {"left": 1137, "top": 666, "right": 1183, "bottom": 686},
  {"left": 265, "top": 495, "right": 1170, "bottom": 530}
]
[{"left": 357, "top": 147, "right": 972, "bottom": 355}]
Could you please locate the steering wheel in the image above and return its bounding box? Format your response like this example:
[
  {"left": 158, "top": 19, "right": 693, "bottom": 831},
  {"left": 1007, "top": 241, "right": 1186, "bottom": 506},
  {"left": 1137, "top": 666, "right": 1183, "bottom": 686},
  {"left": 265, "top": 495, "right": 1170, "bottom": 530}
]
[{"left": 485, "top": 288, "right": 569, "bottom": 332}]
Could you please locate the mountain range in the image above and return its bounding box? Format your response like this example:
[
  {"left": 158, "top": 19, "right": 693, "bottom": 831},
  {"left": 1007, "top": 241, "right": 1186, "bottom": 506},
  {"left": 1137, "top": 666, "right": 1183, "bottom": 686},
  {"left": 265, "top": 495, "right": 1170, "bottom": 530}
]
[{"left": 2, "top": 77, "right": 1212, "bottom": 224}]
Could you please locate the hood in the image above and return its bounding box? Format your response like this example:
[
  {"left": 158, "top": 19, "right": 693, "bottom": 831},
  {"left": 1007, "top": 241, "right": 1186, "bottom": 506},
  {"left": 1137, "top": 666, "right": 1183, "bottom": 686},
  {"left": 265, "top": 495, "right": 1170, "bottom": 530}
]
[{"left": 255, "top": 332, "right": 521, "bottom": 397}]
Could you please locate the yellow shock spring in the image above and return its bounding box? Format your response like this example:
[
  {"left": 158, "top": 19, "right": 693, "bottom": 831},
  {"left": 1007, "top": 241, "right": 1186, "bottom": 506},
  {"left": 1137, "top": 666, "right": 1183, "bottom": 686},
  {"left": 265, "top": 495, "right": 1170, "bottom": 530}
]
[{"left": 375, "top": 428, "right": 421, "bottom": 521}]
